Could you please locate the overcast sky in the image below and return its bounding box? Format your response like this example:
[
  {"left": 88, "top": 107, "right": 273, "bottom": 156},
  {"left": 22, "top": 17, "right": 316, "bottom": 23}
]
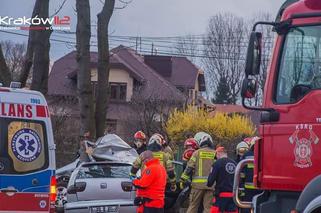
[{"left": 0, "top": 0, "right": 281, "bottom": 60}]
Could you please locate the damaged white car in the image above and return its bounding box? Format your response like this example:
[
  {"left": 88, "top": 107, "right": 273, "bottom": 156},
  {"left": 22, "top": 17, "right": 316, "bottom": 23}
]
[{"left": 55, "top": 134, "right": 138, "bottom": 212}]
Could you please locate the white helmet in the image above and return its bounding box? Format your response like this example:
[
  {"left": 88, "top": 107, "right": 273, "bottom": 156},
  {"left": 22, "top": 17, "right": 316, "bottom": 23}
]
[
  {"left": 194, "top": 132, "right": 213, "bottom": 147},
  {"left": 236, "top": 141, "right": 249, "bottom": 155},
  {"left": 147, "top": 133, "right": 163, "bottom": 151}
]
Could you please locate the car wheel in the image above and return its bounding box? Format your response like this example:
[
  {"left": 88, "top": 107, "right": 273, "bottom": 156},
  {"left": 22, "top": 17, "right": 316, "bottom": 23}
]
[{"left": 56, "top": 177, "right": 69, "bottom": 213}]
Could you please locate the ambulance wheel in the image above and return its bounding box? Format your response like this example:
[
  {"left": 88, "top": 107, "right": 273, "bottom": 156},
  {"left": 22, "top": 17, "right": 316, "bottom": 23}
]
[{"left": 56, "top": 177, "right": 69, "bottom": 213}]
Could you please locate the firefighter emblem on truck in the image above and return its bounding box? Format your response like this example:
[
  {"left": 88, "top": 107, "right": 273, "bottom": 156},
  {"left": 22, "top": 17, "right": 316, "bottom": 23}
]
[{"left": 289, "top": 125, "right": 319, "bottom": 168}]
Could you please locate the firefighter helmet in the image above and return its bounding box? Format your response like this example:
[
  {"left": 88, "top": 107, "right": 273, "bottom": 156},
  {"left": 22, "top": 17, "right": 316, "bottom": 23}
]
[
  {"left": 147, "top": 133, "right": 163, "bottom": 151},
  {"left": 236, "top": 141, "right": 249, "bottom": 155},
  {"left": 244, "top": 136, "right": 259, "bottom": 148},
  {"left": 134, "top": 131, "right": 146, "bottom": 141},
  {"left": 182, "top": 149, "right": 195, "bottom": 161},
  {"left": 194, "top": 132, "right": 213, "bottom": 147},
  {"left": 184, "top": 138, "right": 198, "bottom": 150}
]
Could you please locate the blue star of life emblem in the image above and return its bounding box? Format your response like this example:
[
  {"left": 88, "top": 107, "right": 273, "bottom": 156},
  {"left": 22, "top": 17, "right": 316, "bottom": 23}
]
[{"left": 11, "top": 128, "right": 42, "bottom": 162}]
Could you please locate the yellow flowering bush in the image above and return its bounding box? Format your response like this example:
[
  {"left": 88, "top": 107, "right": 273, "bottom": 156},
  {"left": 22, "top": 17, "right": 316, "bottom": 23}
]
[{"left": 165, "top": 106, "right": 256, "bottom": 148}]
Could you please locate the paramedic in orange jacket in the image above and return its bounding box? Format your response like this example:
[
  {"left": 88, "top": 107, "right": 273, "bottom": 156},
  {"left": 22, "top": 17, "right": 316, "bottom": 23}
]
[{"left": 133, "top": 150, "right": 167, "bottom": 213}]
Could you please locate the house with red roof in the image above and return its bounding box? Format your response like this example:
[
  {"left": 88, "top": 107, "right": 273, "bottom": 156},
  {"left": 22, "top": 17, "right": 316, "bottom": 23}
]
[{"left": 48, "top": 45, "right": 206, "bottom": 139}]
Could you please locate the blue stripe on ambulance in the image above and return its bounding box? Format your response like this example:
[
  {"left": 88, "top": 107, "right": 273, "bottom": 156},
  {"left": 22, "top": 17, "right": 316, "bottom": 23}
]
[{"left": 0, "top": 169, "right": 54, "bottom": 192}]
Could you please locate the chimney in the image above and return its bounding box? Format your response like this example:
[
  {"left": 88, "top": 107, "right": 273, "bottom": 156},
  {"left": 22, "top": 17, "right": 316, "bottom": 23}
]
[{"left": 144, "top": 55, "right": 173, "bottom": 78}]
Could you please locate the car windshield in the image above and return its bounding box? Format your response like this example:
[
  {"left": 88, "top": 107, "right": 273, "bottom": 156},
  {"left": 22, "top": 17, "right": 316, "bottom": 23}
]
[
  {"left": 276, "top": 25, "right": 321, "bottom": 104},
  {"left": 76, "top": 163, "right": 131, "bottom": 179}
]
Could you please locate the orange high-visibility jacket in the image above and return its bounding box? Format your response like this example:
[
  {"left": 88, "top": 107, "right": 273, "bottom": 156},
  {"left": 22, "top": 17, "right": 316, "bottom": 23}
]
[{"left": 133, "top": 158, "right": 167, "bottom": 208}]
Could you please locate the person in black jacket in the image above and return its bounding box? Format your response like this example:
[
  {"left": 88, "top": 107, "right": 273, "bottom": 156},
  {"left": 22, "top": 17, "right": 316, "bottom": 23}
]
[{"left": 207, "top": 147, "right": 238, "bottom": 213}]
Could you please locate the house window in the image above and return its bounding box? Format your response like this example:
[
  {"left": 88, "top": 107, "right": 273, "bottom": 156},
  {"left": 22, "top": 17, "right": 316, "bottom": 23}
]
[{"left": 110, "top": 83, "right": 127, "bottom": 101}]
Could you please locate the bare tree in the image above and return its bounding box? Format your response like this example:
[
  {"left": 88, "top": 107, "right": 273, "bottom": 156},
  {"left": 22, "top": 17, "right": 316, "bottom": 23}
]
[
  {"left": 175, "top": 35, "right": 200, "bottom": 64},
  {"left": 19, "top": 0, "right": 41, "bottom": 87},
  {"left": 0, "top": 44, "right": 11, "bottom": 86},
  {"left": 76, "top": 0, "right": 95, "bottom": 137},
  {"left": 1, "top": 41, "right": 26, "bottom": 81},
  {"left": 203, "top": 13, "right": 247, "bottom": 104},
  {"left": 95, "top": 0, "right": 116, "bottom": 138},
  {"left": 128, "top": 88, "right": 183, "bottom": 139}
]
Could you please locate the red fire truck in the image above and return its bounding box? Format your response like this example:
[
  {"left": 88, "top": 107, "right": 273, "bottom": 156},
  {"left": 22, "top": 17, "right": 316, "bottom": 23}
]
[{"left": 234, "top": 0, "right": 321, "bottom": 212}]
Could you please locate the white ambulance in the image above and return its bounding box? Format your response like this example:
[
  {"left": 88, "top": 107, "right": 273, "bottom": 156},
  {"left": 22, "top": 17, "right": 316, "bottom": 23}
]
[{"left": 0, "top": 84, "right": 56, "bottom": 212}]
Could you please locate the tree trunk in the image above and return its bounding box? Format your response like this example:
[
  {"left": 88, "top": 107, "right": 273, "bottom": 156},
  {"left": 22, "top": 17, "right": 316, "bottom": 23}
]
[
  {"left": 76, "top": 0, "right": 95, "bottom": 137},
  {"left": 19, "top": 0, "right": 42, "bottom": 87},
  {"left": 30, "top": 0, "right": 51, "bottom": 94},
  {"left": 0, "top": 44, "right": 11, "bottom": 86},
  {"left": 95, "top": 0, "right": 115, "bottom": 138},
  {"left": 30, "top": 3, "right": 51, "bottom": 94}
]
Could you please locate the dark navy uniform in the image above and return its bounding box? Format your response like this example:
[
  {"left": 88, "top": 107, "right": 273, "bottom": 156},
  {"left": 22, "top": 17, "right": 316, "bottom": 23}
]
[
  {"left": 207, "top": 157, "right": 237, "bottom": 213},
  {"left": 242, "top": 150, "right": 261, "bottom": 213}
]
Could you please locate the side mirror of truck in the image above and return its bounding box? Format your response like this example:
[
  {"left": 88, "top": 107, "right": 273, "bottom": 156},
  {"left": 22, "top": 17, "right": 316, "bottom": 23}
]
[
  {"left": 241, "top": 78, "right": 258, "bottom": 99},
  {"left": 245, "top": 32, "right": 262, "bottom": 76}
]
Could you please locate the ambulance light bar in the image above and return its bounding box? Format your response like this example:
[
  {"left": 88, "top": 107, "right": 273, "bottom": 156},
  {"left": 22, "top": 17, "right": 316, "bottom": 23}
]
[{"left": 10, "top": 82, "right": 21, "bottom": 89}]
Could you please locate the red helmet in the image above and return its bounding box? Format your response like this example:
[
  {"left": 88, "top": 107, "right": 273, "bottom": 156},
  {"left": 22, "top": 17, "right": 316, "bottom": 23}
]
[
  {"left": 134, "top": 131, "right": 146, "bottom": 140},
  {"left": 184, "top": 138, "right": 198, "bottom": 150},
  {"left": 244, "top": 136, "right": 260, "bottom": 147},
  {"left": 183, "top": 149, "right": 195, "bottom": 161}
]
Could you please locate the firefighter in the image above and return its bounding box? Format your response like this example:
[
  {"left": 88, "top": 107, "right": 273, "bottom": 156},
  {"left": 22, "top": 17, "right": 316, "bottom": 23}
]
[
  {"left": 207, "top": 147, "right": 238, "bottom": 213},
  {"left": 134, "top": 131, "right": 147, "bottom": 155},
  {"left": 182, "top": 138, "right": 199, "bottom": 169},
  {"left": 175, "top": 138, "right": 199, "bottom": 210},
  {"left": 242, "top": 137, "right": 261, "bottom": 213},
  {"left": 180, "top": 131, "right": 216, "bottom": 213},
  {"left": 235, "top": 141, "right": 250, "bottom": 163},
  {"left": 235, "top": 141, "right": 250, "bottom": 207},
  {"left": 133, "top": 150, "right": 167, "bottom": 213},
  {"left": 156, "top": 133, "right": 174, "bottom": 160},
  {"left": 130, "top": 133, "right": 177, "bottom": 192}
]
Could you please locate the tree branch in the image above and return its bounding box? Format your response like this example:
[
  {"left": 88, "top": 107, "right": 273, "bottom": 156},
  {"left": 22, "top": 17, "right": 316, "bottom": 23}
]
[{"left": 50, "top": 0, "right": 67, "bottom": 17}]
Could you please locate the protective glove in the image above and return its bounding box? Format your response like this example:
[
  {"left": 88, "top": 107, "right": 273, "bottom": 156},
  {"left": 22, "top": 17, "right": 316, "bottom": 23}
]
[
  {"left": 129, "top": 174, "right": 136, "bottom": 180},
  {"left": 179, "top": 181, "right": 185, "bottom": 190},
  {"left": 134, "top": 197, "right": 143, "bottom": 206},
  {"left": 170, "top": 183, "right": 177, "bottom": 192}
]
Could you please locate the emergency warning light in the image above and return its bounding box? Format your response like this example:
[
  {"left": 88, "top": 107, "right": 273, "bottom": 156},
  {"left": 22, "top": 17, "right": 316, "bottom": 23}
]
[{"left": 10, "top": 82, "right": 21, "bottom": 89}]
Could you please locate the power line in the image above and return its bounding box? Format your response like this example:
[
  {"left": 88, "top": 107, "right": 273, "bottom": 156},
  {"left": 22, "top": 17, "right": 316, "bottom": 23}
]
[{"left": 0, "top": 30, "right": 273, "bottom": 60}]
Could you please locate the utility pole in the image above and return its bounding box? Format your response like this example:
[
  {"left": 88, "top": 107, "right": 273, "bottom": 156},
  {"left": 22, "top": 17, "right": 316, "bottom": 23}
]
[
  {"left": 151, "top": 43, "right": 154, "bottom": 55},
  {"left": 135, "top": 36, "right": 138, "bottom": 53}
]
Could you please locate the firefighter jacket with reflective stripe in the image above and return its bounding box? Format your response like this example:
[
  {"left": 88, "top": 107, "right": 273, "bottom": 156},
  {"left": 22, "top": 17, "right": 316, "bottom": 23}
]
[
  {"left": 131, "top": 151, "right": 176, "bottom": 183},
  {"left": 133, "top": 158, "right": 167, "bottom": 208},
  {"left": 181, "top": 147, "right": 216, "bottom": 190},
  {"left": 163, "top": 146, "right": 174, "bottom": 160},
  {"left": 243, "top": 150, "right": 256, "bottom": 190}
]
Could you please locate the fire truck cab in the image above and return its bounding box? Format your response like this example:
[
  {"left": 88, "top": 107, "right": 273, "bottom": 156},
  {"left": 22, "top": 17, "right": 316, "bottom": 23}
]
[
  {"left": 234, "top": 0, "right": 321, "bottom": 212},
  {"left": 0, "top": 84, "right": 56, "bottom": 212}
]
